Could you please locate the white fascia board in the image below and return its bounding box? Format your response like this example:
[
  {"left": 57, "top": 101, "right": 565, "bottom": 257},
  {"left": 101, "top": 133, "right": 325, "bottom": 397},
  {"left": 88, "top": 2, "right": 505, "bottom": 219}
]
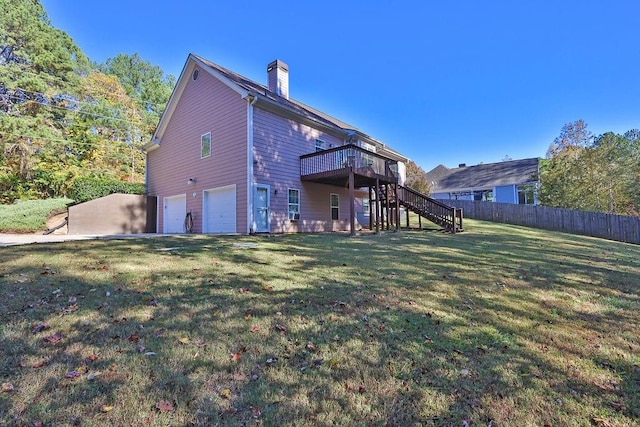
[{"left": 152, "top": 54, "right": 249, "bottom": 142}]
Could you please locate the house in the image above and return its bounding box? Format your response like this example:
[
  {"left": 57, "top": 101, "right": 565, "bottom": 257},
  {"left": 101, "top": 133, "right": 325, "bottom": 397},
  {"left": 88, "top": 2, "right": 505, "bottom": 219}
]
[
  {"left": 426, "top": 158, "right": 540, "bottom": 204},
  {"left": 145, "top": 54, "right": 413, "bottom": 235}
]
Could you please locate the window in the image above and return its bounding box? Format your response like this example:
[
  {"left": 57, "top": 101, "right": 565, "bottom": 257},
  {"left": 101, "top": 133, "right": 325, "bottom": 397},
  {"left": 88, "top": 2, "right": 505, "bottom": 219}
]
[
  {"left": 201, "top": 132, "right": 211, "bottom": 158},
  {"left": 315, "top": 139, "right": 325, "bottom": 152},
  {"left": 288, "top": 189, "right": 300, "bottom": 220},
  {"left": 330, "top": 193, "right": 339, "bottom": 220},
  {"left": 517, "top": 184, "right": 536, "bottom": 205}
]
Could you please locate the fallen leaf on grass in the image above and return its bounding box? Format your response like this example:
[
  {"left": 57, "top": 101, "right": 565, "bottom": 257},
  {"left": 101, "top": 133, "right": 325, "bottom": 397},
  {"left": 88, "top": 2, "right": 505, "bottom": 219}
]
[
  {"left": 610, "top": 401, "right": 624, "bottom": 410},
  {"left": 32, "top": 361, "right": 48, "bottom": 369},
  {"left": 65, "top": 370, "right": 81, "bottom": 379},
  {"left": 99, "top": 404, "right": 113, "bottom": 413},
  {"left": 239, "top": 287, "right": 251, "bottom": 293},
  {"left": 1, "top": 382, "right": 14, "bottom": 392},
  {"left": 306, "top": 342, "right": 317, "bottom": 352},
  {"left": 31, "top": 323, "right": 49, "bottom": 334},
  {"left": 591, "top": 416, "right": 614, "bottom": 427},
  {"left": 275, "top": 324, "right": 287, "bottom": 333},
  {"left": 127, "top": 333, "right": 140, "bottom": 343},
  {"left": 233, "top": 373, "right": 247, "bottom": 381},
  {"left": 358, "top": 385, "right": 366, "bottom": 394},
  {"left": 87, "top": 372, "right": 100, "bottom": 381},
  {"left": 231, "top": 352, "right": 242, "bottom": 361},
  {"left": 220, "top": 389, "right": 232, "bottom": 399},
  {"left": 84, "top": 354, "right": 99, "bottom": 363},
  {"left": 155, "top": 400, "right": 174, "bottom": 412},
  {"left": 178, "top": 337, "right": 190, "bottom": 344},
  {"left": 250, "top": 325, "right": 260, "bottom": 333},
  {"left": 43, "top": 332, "right": 62, "bottom": 343}
]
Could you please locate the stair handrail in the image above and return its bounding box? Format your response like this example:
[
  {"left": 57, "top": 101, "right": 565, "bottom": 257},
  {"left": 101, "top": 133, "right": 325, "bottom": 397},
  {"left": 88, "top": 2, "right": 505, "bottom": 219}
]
[{"left": 397, "top": 185, "right": 462, "bottom": 232}]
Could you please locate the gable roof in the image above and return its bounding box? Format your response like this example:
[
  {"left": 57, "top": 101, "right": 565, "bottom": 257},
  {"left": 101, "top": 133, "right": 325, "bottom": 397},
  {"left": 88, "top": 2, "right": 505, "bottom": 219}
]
[
  {"left": 426, "top": 158, "right": 540, "bottom": 193},
  {"left": 149, "top": 53, "right": 407, "bottom": 162}
]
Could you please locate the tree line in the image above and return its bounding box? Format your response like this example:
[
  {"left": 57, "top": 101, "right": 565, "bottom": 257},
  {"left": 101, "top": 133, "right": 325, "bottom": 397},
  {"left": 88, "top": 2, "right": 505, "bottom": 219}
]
[
  {"left": 539, "top": 120, "right": 640, "bottom": 217},
  {"left": 0, "top": 0, "right": 175, "bottom": 203}
]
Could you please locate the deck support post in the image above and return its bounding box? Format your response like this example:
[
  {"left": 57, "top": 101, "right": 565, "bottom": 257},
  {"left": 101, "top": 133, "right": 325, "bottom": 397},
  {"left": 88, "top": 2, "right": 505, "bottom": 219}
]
[
  {"left": 375, "top": 179, "right": 380, "bottom": 234},
  {"left": 349, "top": 169, "right": 355, "bottom": 236},
  {"left": 395, "top": 182, "right": 400, "bottom": 232},
  {"left": 406, "top": 206, "right": 410, "bottom": 228},
  {"left": 368, "top": 186, "right": 373, "bottom": 231},
  {"left": 385, "top": 184, "right": 390, "bottom": 231}
]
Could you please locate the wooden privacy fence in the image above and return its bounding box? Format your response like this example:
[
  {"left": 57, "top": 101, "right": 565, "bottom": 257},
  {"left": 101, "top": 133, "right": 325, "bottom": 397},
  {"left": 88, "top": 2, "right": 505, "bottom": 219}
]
[{"left": 438, "top": 200, "right": 640, "bottom": 244}]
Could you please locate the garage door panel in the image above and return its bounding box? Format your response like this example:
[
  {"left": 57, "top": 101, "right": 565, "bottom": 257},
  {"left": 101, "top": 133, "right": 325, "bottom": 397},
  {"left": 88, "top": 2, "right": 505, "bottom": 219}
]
[
  {"left": 164, "top": 195, "right": 186, "bottom": 233},
  {"left": 204, "top": 185, "right": 236, "bottom": 233}
]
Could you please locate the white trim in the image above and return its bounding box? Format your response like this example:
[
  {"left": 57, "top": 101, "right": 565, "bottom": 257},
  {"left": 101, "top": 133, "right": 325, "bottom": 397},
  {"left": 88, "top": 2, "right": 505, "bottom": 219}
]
[
  {"left": 247, "top": 97, "right": 256, "bottom": 233},
  {"left": 151, "top": 54, "right": 249, "bottom": 143}
]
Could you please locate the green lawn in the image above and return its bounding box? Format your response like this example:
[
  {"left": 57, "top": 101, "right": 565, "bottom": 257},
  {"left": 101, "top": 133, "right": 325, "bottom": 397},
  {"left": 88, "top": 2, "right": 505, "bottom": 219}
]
[
  {"left": 0, "top": 198, "right": 72, "bottom": 233},
  {"left": 1, "top": 220, "right": 638, "bottom": 426}
]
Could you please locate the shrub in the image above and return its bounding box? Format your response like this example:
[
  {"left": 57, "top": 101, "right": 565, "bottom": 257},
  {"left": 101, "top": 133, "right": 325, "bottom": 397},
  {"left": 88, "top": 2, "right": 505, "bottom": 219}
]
[{"left": 68, "top": 177, "right": 145, "bottom": 203}]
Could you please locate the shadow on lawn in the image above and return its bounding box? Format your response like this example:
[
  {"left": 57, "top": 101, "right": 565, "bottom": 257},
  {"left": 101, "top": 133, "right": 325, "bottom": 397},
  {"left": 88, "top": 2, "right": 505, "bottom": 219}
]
[{"left": 0, "top": 230, "right": 638, "bottom": 425}]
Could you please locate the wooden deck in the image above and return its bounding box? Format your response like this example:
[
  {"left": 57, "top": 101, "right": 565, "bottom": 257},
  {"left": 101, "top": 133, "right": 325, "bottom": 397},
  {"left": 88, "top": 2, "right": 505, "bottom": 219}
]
[{"left": 300, "top": 144, "right": 399, "bottom": 187}]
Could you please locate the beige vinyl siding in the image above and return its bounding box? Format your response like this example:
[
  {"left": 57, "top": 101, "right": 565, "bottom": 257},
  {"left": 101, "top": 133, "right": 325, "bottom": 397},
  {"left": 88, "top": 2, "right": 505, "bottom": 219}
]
[
  {"left": 147, "top": 67, "right": 248, "bottom": 233},
  {"left": 253, "top": 108, "right": 365, "bottom": 232}
]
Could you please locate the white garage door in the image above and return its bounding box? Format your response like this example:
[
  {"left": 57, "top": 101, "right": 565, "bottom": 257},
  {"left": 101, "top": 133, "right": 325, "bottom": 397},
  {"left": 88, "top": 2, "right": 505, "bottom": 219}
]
[
  {"left": 204, "top": 185, "right": 236, "bottom": 233},
  {"left": 163, "top": 194, "right": 186, "bottom": 233}
]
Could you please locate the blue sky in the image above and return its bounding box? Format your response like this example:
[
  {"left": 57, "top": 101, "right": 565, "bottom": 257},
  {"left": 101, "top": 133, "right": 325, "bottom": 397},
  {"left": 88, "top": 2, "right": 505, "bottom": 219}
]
[{"left": 42, "top": 0, "right": 640, "bottom": 171}]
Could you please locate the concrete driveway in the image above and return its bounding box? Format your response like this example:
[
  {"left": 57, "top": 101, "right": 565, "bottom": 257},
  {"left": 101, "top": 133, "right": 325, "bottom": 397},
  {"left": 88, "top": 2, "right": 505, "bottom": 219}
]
[{"left": 0, "top": 233, "right": 163, "bottom": 247}]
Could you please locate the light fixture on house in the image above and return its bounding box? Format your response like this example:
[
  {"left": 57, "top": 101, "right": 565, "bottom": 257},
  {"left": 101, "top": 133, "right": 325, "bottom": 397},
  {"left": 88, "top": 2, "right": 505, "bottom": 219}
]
[{"left": 187, "top": 178, "right": 196, "bottom": 185}]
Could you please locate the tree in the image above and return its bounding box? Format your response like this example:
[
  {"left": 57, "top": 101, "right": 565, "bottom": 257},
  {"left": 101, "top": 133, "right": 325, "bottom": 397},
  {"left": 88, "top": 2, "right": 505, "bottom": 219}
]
[
  {"left": 99, "top": 53, "right": 175, "bottom": 134},
  {"left": 539, "top": 121, "right": 640, "bottom": 216},
  {"left": 404, "top": 160, "right": 432, "bottom": 195},
  {"left": 545, "top": 119, "right": 592, "bottom": 159},
  {"left": 0, "top": 1, "right": 171, "bottom": 202}
]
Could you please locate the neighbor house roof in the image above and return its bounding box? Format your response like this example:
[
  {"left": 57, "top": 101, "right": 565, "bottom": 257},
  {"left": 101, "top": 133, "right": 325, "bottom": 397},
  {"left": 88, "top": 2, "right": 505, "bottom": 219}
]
[
  {"left": 148, "top": 54, "right": 407, "bottom": 162},
  {"left": 426, "top": 158, "right": 540, "bottom": 193}
]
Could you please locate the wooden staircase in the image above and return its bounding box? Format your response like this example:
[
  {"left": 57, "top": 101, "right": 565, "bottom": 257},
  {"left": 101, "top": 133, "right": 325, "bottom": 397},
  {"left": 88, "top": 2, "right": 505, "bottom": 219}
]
[{"left": 375, "top": 184, "right": 463, "bottom": 233}]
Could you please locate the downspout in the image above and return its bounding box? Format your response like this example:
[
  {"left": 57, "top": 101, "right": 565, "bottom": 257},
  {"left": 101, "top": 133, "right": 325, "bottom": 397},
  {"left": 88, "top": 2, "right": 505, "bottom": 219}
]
[{"left": 247, "top": 94, "right": 258, "bottom": 234}]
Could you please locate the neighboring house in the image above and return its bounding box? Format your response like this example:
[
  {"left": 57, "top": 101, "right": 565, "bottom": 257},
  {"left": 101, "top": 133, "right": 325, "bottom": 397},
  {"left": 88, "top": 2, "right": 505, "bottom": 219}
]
[
  {"left": 426, "top": 158, "right": 540, "bottom": 204},
  {"left": 145, "top": 54, "right": 410, "bottom": 235}
]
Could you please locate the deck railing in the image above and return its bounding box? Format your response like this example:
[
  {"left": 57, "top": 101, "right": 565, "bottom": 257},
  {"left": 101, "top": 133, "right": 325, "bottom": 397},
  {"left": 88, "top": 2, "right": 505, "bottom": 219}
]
[
  {"left": 398, "top": 185, "right": 463, "bottom": 233},
  {"left": 300, "top": 144, "right": 398, "bottom": 180}
]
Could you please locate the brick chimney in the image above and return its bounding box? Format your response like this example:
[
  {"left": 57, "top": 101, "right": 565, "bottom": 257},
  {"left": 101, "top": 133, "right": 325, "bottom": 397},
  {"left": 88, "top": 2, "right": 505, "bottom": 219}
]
[{"left": 267, "top": 59, "right": 289, "bottom": 99}]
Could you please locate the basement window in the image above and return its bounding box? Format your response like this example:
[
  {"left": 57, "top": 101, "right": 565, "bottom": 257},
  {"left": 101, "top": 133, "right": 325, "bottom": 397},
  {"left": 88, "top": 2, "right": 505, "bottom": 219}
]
[
  {"left": 201, "top": 132, "right": 211, "bottom": 158},
  {"left": 330, "top": 193, "right": 339, "bottom": 220}
]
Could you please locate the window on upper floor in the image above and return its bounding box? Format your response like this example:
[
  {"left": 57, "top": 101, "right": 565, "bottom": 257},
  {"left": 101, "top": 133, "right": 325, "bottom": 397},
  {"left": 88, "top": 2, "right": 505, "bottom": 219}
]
[
  {"left": 201, "top": 132, "right": 211, "bottom": 158},
  {"left": 288, "top": 189, "right": 300, "bottom": 220},
  {"left": 315, "top": 139, "right": 326, "bottom": 152}
]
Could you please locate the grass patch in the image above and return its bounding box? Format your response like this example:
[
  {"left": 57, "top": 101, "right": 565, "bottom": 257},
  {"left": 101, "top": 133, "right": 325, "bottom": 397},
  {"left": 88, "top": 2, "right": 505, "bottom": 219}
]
[
  {"left": 0, "top": 199, "right": 73, "bottom": 233},
  {"left": 1, "top": 220, "right": 639, "bottom": 426}
]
